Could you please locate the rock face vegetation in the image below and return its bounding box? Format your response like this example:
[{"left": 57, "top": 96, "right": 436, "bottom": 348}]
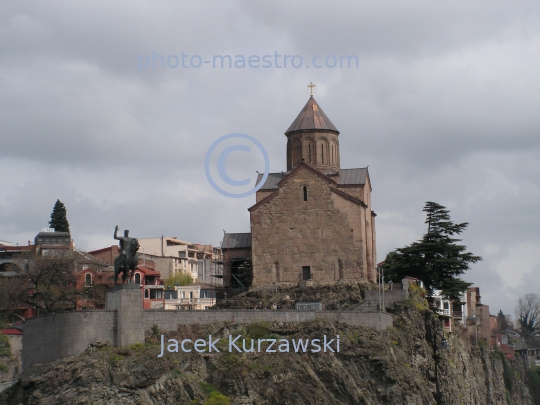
[{"left": 2, "top": 287, "right": 539, "bottom": 405}]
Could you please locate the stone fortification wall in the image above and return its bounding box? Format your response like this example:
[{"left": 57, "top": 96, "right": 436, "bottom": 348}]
[
  {"left": 142, "top": 309, "right": 392, "bottom": 332},
  {"left": 105, "top": 284, "right": 144, "bottom": 347},
  {"left": 22, "top": 286, "right": 393, "bottom": 372},
  {"left": 22, "top": 310, "right": 116, "bottom": 372}
]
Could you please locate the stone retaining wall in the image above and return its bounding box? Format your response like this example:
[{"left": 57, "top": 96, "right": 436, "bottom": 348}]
[
  {"left": 142, "top": 309, "right": 392, "bottom": 332},
  {"left": 22, "top": 286, "right": 394, "bottom": 372},
  {"left": 22, "top": 310, "right": 116, "bottom": 372}
]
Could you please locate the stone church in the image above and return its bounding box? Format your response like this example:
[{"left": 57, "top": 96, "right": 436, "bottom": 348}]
[{"left": 247, "top": 93, "right": 377, "bottom": 287}]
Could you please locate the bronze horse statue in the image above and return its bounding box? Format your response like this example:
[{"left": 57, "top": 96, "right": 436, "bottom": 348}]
[{"left": 113, "top": 233, "right": 139, "bottom": 285}]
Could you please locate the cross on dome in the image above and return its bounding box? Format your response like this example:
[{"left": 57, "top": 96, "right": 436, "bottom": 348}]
[{"left": 307, "top": 82, "right": 316, "bottom": 97}]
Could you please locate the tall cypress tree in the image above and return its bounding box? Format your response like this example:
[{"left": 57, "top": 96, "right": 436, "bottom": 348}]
[
  {"left": 49, "top": 199, "right": 70, "bottom": 233},
  {"left": 382, "top": 202, "right": 481, "bottom": 302}
]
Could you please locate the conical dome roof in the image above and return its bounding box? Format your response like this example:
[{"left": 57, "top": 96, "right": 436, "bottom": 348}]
[{"left": 285, "top": 96, "right": 339, "bottom": 135}]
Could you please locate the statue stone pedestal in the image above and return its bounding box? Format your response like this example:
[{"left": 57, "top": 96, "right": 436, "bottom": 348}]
[{"left": 105, "top": 284, "right": 144, "bottom": 347}]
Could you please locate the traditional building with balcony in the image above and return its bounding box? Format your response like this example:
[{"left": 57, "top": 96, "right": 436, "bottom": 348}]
[{"left": 164, "top": 283, "right": 217, "bottom": 310}]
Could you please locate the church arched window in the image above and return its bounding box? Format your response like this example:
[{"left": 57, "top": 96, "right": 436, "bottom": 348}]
[
  {"left": 291, "top": 140, "right": 302, "bottom": 167},
  {"left": 308, "top": 144, "right": 312, "bottom": 164},
  {"left": 135, "top": 272, "right": 141, "bottom": 285},
  {"left": 303, "top": 186, "right": 308, "bottom": 201},
  {"left": 333, "top": 139, "right": 339, "bottom": 167},
  {"left": 338, "top": 259, "right": 344, "bottom": 280},
  {"left": 321, "top": 144, "right": 324, "bottom": 164},
  {"left": 85, "top": 273, "right": 92, "bottom": 287}
]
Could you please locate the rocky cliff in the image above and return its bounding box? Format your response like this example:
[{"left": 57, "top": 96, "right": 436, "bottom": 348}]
[{"left": 1, "top": 288, "right": 538, "bottom": 405}]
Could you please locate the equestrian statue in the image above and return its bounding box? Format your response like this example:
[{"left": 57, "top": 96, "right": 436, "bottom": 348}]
[{"left": 113, "top": 225, "right": 139, "bottom": 285}]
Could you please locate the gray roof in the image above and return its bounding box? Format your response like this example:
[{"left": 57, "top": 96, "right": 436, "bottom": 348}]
[
  {"left": 221, "top": 233, "right": 252, "bottom": 249},
  {"left": 337, "top": 168, "right": 368, "bottom": 185},
  {"left": 256, "top": 168, "right": 368, "bottom": 190},
  {"left": 285, "top": 96, "right": 339, "bottom": 134},
  {"left": 35, "top": 232, "right": 70, "bottom": 237},
  {"left": 255, "top": 172, "right": 285, "bottom": 189}
]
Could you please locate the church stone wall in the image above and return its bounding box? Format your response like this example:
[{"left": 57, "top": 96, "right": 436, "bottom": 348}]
[
  {"left": 250, "top": 167, "right": 370, "bottom": 287},
  {"left": 256, "top": 190, "right": 273, "bottom": 203}
]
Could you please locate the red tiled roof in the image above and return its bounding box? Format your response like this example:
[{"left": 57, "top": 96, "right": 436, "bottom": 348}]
[
  {"left": 136, "top": 266, "right": 161, "bottom": 276},
  {"left": 0, "top": 245, "right": 34, "bottom": 251},
  {"left": 88, "top": 245, "right": 119, "bottom": 254},
  {"left": 1, "top": 329, "right": 23, "bottom": 335}
]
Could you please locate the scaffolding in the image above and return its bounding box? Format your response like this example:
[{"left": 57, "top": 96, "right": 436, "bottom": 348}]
[{"left": 215, "top": 232, "right": 252, "bottom": 296}]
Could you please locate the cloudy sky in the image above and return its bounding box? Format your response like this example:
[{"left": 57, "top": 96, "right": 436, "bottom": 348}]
[{"left": 1, "top": 1, "right": 538, "bottom": 316}]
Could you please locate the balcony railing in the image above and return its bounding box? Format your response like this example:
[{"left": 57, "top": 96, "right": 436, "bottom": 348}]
[{"left": 165, "top": 297, "right": 215, "bottom": 304}]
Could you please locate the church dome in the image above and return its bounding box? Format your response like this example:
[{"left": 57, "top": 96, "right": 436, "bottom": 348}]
[{"left": 285, "top": 95, "right": 339, "bottom": 135}]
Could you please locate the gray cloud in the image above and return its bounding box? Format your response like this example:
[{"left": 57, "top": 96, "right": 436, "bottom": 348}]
[{"left": 1, "top": 1, "right": 538, "bottom": 316}]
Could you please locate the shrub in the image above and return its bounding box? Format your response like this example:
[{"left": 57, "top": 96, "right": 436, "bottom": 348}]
[
  {"left": 165, "top": 273, "right": 193, "bottom": 288},
  {"left": 246, "top": 323, "right": 271, "bottom": 339},
  {"left": 199, "top": 382, "right": 218, "bottom": 396},
  {"left": 493, "top": 350, "right": 514, "bottom": 393},
  {"left": 199, "top": 382, "right": 231, "bottom": 405},
  {"left": 109, "top": 354, "right": 123, "bottom": 362},
  {"left": 0, "top": 335, "right": 11, "bottom": 357},
  {"left": 526, "top": 369, "right": 540, "bottom": 405},
  {"left": 204, "top": 392, "right": 230, "bottom": 405}
]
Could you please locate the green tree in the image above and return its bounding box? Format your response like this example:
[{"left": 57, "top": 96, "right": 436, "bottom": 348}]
[
  {"left": 0, "top": 248, "right": 78, "bottom": 315},
  {"left": 382, "top": 202, "right": 481, "bottom": 302},
  {"left": 497, "top": 309, "right": 513, "bottom": 332},
  {"left": 164, "top": 272, "right": 193, "bottom": 288},
  {"left": 49, "top": 199, "right": 70, "bottom": 233},
  {"left": 515, "top": 293, "right": 540, "bottom": 343}
]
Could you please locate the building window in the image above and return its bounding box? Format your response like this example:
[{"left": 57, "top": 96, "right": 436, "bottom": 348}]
[
  {"left": 149, "top": 289, "right": 163, "bottom": 299},
  {"left": 203, "top": 291, "right": 208, "bottom": 298},
  {"left": 134, "top": 273, "right": 141, "bottom": 285},
  {"left": 321, "top": 144, "right": 324, "bottom": 164},
  {"left": 144, "top": 289, "right": 149, "bottom": 299},
  {"left": 182, "top": 292, "right": 186, "bottom": 298},
  {"left": 302, "top": 266, "right": 311, "bottom": 281},
  {"left": 85, "top": 273, "right": 92, "bottom": 287},
  {"left": 308, "top": 145, "right": 312, "bottom": 164},
  {"left": 303, "top": 186, "right": 308, "bottom": 201}
]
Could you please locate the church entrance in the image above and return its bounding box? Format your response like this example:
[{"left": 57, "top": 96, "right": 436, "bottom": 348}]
[{"left": 230, "top": 258, "right": 253, "bottom": 288}]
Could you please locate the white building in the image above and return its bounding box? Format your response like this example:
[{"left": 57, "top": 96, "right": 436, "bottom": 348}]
[
  {"left": 137, "top": 237, "right": 200, "bottom": 281},
  {"left": 164, "top": 283, "right": 217, "bottom": 310}
]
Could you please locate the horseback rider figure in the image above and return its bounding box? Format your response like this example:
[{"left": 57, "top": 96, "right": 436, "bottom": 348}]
[{"left": 113, "top": 225, "right": 139, "bottom": 285}]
